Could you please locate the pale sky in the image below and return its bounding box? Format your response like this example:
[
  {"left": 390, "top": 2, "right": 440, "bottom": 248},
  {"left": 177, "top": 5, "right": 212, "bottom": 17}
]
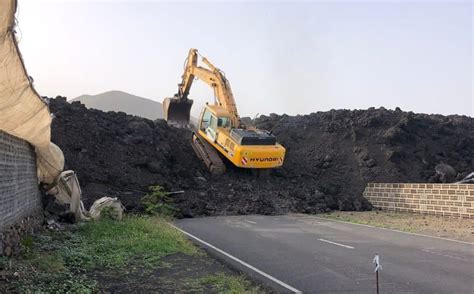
[{"left": 17, "top": 0, "right": 473, "bottom": 117}]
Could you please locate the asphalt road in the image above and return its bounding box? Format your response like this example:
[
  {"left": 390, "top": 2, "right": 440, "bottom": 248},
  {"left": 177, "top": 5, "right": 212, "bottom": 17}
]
[{"left": 175, "top": 214, "right": 474, "bottom": 294}]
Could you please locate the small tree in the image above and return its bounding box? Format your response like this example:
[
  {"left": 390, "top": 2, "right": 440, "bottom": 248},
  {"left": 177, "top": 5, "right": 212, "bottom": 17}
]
[{"left": 141, "top": 185, "right": 176, "bottom": 217}]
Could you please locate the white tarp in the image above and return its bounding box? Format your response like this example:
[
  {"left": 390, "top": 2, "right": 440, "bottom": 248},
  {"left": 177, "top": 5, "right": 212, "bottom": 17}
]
[
  {"left": 47, "top": 171, "right": 125, "bottom": 221},
  {"left": 0, "top": 0, "right": 52, "bottom": 149}
]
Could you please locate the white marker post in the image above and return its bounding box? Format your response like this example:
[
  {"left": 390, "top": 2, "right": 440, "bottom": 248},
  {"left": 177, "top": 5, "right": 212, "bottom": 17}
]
[{"left": 373, "top": 253, "right": 382, "bottom": 294}]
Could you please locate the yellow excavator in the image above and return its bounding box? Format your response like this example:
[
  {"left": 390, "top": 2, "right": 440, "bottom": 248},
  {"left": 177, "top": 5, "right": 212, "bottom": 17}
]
[{"left": 163, "top": 48, "right": 285, "bottom": 175}]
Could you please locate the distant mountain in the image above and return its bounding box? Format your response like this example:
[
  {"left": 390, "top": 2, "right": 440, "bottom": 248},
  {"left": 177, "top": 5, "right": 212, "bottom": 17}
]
[{"left": 71, "top": 90, "right": 164, "bottom": 120}]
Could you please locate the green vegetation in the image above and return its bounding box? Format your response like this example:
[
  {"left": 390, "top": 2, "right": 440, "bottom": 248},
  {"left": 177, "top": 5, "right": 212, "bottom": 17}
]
[
  {"left": 1, "top": 215, "right": 263, "bottom": 293},
  {"left": 197, "top": 273, "right": 264, "bottom": 294},
  {"left": 141, "top": 185, "right": 177, "bottom": 216},
  {"left": 2, "top": 216, "right": 197, "bottom": 292},
  {"left": 69, "top": 216, "right": 198, "bottom": 269},
  {"left": 100, "top": 205, "right": 122, "bottom": 220}
]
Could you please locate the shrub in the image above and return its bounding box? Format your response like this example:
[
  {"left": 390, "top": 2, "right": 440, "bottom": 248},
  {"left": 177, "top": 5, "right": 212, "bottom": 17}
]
[{"left": 141, "top": 185, "right": 177, "bottom": 216}]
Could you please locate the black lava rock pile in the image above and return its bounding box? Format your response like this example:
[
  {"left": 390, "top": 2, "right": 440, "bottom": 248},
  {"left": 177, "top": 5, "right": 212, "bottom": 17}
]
[{"left": 49, "top": 97, "right": 473, "bottom": 217}]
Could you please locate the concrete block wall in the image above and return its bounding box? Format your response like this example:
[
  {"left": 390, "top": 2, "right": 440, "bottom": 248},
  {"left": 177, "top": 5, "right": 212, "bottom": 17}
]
[
  {"left": 363, "top": 183, "right": 474, "bottom": 219},
  {"left": 0, "top": 130, "right": 41, "bottom": 231}
]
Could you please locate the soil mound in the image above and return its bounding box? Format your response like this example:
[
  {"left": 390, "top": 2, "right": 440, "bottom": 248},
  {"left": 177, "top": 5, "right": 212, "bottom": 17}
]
[
  {"left": 253, "top": 108, "right": 473, "bottom": 207},
  {"left": 49, "top": 97, "right": 473, "bottom": 217}
]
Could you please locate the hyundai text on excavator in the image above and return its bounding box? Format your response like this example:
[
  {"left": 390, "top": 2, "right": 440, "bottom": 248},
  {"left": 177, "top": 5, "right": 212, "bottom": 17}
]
[{"left": 163, "top": 49, "right": 286, "bottom": 175}]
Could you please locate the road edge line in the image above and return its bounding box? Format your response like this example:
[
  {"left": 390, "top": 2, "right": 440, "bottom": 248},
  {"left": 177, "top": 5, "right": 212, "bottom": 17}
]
[
  {"left": 311, "top": 216, "right": 474, "bottom": 245},
  {"left": 169, "top": 223, "right": 302, "bottom": 294}
]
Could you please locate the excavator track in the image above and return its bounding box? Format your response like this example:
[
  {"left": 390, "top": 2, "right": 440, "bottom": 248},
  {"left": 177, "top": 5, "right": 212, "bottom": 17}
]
[{"left": 191, "top": 132, "right": 226, "bottom": 175}]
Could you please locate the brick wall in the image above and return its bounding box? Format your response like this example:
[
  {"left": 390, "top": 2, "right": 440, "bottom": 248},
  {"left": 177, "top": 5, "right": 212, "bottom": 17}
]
[
  {"left": 0, "top": 130, "right": 41, "bottom": 231},
  {"left": 363, "top": 183, "right": 473, "bottom": 219}
]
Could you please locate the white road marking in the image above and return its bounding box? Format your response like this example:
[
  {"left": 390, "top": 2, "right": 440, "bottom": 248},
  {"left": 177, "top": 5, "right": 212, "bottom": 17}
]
[
  {"left": 244, "top": 220, "right": 257, "bottom": 224},
  {"left": 311, "top": 216, "right": 474, "bottom": 245},
  {"left": 318, "top": 238, "right": 355, "bottom": 249},
  {"left": 170, "top": 224, "right": 302, "bottom": 294}
]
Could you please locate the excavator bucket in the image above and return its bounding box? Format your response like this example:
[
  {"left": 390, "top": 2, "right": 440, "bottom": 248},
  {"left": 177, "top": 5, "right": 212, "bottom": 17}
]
[{"left": 162, "top": 96, "right": 193, "bottom": 128}]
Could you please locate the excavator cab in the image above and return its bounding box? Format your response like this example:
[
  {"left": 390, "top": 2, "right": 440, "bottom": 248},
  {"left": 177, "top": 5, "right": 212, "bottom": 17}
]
[
  {"left": 162, "top": 95, "right": 193, "bottom": 127},
  {"left": 199, "top": 105, "right": 233, "bottom": 141}
]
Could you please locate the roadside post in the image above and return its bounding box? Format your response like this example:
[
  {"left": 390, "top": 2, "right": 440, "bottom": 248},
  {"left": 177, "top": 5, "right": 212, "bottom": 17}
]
[{"left": 373, "top": 253, "right": 382, "bottom": 294}]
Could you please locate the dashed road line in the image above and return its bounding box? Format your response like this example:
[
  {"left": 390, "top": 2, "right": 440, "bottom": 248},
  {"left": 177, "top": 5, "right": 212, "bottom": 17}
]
[{"left": 318, "top": 238, "right": 355, "bottom": 249}]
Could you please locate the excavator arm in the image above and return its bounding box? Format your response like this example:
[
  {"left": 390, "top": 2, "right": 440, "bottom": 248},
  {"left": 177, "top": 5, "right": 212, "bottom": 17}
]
[
  {"left": 176, "top": 49, "right": 198, "bottom": 100},
  {"left": 163, "top": 49, "right": 241, "bottom": 128}
]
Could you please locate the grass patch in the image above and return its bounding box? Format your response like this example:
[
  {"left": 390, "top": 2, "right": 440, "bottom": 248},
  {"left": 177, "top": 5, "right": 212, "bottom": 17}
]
[
  {"left": 1, "top": 216, "right": 198, "bottom": 293},
  {"left": 196, "top": 273, "right": 264, "bottom": 294},
  {"left": 66, "top": 216, "right": 198, "bottom": 269},
  {"left": 1, "top": 216, "right": 264, "bottom": 293}
]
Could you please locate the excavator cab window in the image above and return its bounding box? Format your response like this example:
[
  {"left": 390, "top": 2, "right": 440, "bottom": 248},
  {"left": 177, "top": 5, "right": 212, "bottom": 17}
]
[
  {"left": 200, "top": 109, "right": 212, "bottom": 131},
  {"left": 206, "top": 113, "right": 218, "bottom": 141},
  {"left": 201, "top": 108, "right": 218, "bottom": 141},
  {"left": 209, "top": 114, "right": 218, "bottom": 131},
  {"left": 217, "top": 117, "right": 230, "bottom": 129}
]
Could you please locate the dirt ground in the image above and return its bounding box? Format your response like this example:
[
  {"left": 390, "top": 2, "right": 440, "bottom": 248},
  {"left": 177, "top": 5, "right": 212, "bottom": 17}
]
[
  {"left": 320, "top": 211, "right": 474, "bottom": 242},
  {"left": 92, "top": 251, "right": 269, "bottom": 293}
]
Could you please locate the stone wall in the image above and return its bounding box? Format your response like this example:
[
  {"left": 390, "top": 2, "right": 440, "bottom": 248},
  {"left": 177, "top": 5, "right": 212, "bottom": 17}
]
[
  {"left": 0, "top": 130, "right": 42, "bottom": 255},
  {"left": 363, "top": 183, "right": 473, "bottom": 218}
]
